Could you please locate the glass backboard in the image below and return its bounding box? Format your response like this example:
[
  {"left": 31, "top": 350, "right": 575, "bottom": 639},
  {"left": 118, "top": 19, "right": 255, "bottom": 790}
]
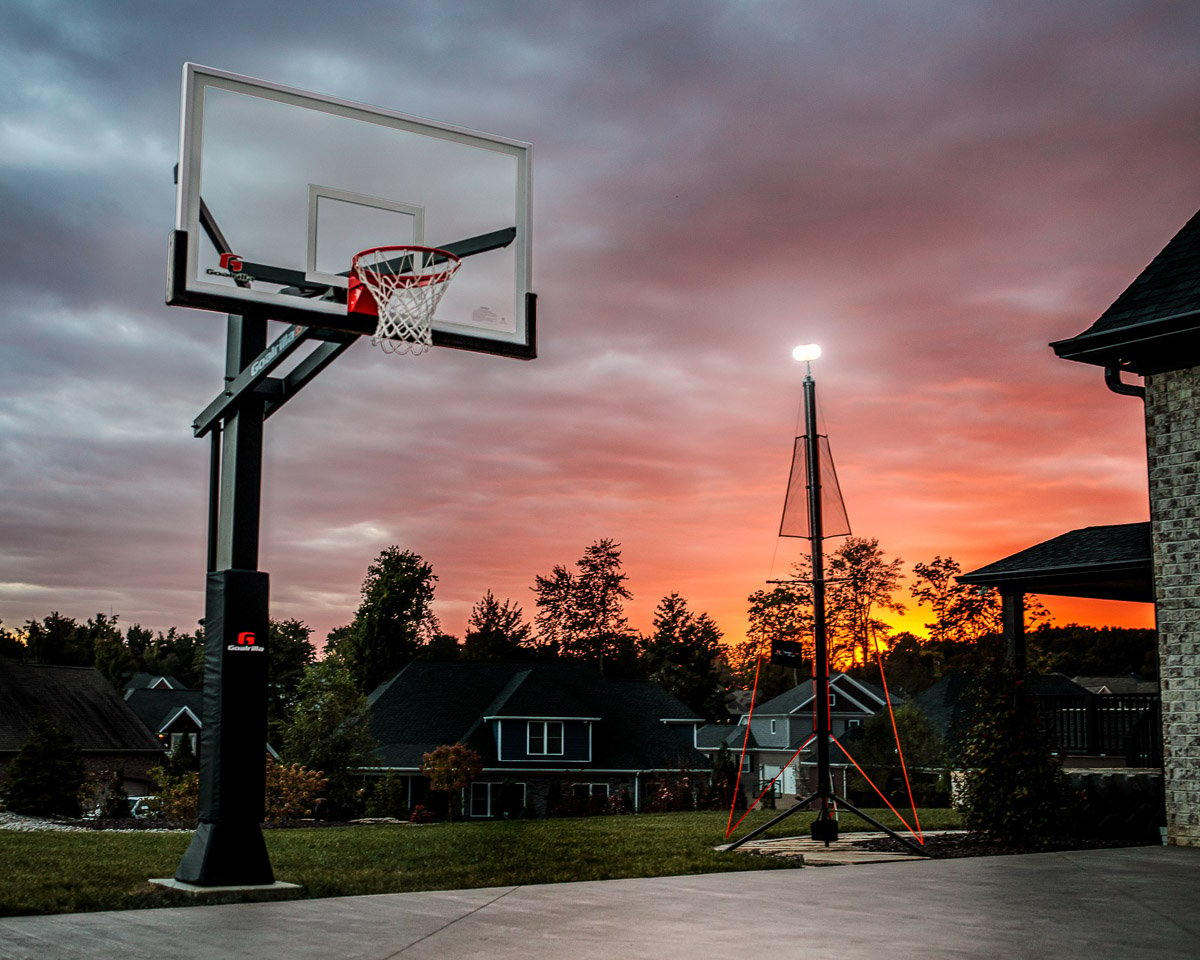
[{"left": 169, "top": 64, "right": 534, "bottom": 358}]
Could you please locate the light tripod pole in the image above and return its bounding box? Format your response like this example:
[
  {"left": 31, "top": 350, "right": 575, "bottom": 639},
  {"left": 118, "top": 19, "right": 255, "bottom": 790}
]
[
  {"left": 802, "top": 360, "right": 839, "bottom": 841},
  {"left": 725, "top": 346, "right": 924, "bottom": 855}
]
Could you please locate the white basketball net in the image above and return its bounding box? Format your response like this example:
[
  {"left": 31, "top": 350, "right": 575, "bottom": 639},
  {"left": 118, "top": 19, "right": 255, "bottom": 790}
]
[{"left": 352, "top": 246, "right": 462, "bottom": 355}]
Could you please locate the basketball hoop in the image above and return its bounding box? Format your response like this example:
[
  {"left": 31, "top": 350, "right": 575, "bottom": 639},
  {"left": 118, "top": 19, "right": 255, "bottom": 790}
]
[{"left": 349, "top": 245, "right": 462, "bottom": 355}]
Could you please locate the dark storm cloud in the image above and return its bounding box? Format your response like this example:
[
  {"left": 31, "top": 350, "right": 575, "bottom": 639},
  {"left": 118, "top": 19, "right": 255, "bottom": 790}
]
[{"left": 1, "top": 0, "right": 1195, "bottom": 642}]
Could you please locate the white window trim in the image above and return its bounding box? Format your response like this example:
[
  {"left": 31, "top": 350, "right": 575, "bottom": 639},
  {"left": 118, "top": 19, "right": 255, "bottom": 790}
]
[
  {"left": 528, "top": 719, "right": 565, "bottom": 756},
  {"left": 469, "top": 781, "right": 527, "bottom": 818}
]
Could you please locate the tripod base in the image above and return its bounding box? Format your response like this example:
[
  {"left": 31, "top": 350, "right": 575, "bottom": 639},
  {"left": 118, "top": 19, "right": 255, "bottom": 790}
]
[{"left": 724, "top": 791, "right": 926, "bottom": 857}]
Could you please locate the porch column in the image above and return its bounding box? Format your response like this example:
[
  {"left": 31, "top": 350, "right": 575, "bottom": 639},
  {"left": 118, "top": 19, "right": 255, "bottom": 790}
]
[{"left": 1000, "top": 589, "right": 1026, "bottom": 674}]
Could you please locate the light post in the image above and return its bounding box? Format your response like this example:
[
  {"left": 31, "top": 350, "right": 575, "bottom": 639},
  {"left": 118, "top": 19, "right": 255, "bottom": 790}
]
[{"left": 725, "top": 345, "right": 923, "bottom": 855}]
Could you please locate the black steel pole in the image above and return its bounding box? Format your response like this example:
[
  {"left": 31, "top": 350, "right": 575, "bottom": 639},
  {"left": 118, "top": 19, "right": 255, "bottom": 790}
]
[
  {"left": 804, "top": 370, "right": 838, "bottom": 842},
  {"left": 175, "top": 314, "right": 275, "bottom": 887}
]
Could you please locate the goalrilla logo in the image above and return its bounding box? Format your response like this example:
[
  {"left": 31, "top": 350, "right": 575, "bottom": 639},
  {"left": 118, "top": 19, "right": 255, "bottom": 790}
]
[
  {"left": 206, "top": 252, "right": 255, "bottom": 282},
  {"left": 226, "top": 630, "right": 265, "bottom": 653}
]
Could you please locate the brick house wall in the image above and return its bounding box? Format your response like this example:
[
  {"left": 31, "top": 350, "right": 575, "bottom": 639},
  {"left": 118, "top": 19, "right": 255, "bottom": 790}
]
[{"left": 1145, "top": 366, "right": 1200, "bottom": 846}]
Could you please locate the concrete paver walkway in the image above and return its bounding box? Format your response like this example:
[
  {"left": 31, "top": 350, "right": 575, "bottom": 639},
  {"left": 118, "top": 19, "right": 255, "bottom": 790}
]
[{"left": 1, "top": 846, "right": 1197, "bottom": 960}]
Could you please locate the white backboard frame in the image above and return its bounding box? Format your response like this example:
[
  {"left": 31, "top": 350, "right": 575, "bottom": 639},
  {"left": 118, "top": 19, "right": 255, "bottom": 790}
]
[{"left": 168, "top": 63, "right": 535, "bottom": 359}]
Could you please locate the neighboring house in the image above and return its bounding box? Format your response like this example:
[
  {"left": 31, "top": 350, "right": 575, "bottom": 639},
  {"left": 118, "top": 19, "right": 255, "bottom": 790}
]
[
  {"left": 1073, "top": 676, "right": 1159, "bottom": 696},
  {"left": 0, "top": 659, "right": 166, "bottom": 796},
  {"left": 912, "top": 673, "right": 1161, "bottom": 768},
  {"left": 697, "top": 673, "right": 888, "bottom": 803},
  {"left": 365, "top": 660, "right": 707, "bottom": 818},
  {"left": 124, "top": 673, "right": 186, "bottom": 692},
  {"left": 124, "top": 687, "right": 203, "bottom": 755}
]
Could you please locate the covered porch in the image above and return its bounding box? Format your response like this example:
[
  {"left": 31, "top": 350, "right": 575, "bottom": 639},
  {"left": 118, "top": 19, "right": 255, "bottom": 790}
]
[{"left": 958, "top": 522, "right": 1153, "bottom": 671}]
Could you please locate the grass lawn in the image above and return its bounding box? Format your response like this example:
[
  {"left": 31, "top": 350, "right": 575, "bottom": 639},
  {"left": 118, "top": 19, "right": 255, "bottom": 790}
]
[{"left": 0, "top": 807, "right": 961, "bottom": 917}]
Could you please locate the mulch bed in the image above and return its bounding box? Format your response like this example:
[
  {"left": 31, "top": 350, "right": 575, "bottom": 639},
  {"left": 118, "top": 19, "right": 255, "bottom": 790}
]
[{"left": 853, "top": 833, "right": 1156, "bottom": 859}]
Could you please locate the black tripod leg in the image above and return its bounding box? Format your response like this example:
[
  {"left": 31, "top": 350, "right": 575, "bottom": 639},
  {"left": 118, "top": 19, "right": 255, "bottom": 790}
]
[
  {"left": 832, "top": 795, "right": 927, "bottom": 856},
  {"left": 723, "top": 793, "right": 818, "bottom": 851}
]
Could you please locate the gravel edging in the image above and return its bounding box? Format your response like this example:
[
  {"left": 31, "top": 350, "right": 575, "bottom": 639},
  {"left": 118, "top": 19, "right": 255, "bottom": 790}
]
[{"left": 0, "top": 810, "right": 192, "bottom": 833}]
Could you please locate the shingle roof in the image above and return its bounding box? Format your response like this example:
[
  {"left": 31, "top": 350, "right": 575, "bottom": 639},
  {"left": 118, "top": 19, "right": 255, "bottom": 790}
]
[
  {"left": 696, "top": 723, "right": 756, "bottom": 750},
  {"left": 959, "top": 523, "right": 1152, "bottom": 602},
  {"left": 368, "top": 660, "right": 705, "bottom": 772},
  {"left": 1072, "top": 675, "right": 1159, "bottom": 695},
  {"left": 124, "top": 672, "right": 184, "bottom": 691},
  {"left": 123, "top": 688, "right": 203, "bottom": 734},
  {"left": 1052, "top": 208, "right": 1200, "bottom": 373},
  {"left": 0, "top": 660, "right": 165, "bottom": 754},
  {"left": 753, "top": 673, "right": 888, "bottom": 716}
]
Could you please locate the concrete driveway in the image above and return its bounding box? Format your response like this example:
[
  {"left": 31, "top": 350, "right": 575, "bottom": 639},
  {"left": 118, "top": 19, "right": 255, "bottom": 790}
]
[{"left": 1, "top": 845, "right": 1196, "bottom": 959}]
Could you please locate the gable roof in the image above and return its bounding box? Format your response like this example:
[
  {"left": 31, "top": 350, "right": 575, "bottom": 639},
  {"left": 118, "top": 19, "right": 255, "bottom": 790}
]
[
  {"left": 752, "top": 673, "right": 888, "bottom": 717},
  {"left": 368, "top": 660, "right": 704, "bottom": 772},
  {"left": 1072, "top": 675, "right": 1159, "bottom": 695},
  {"left": 123, "top": 688, "right": 204, "bottom": 734},
  {"left": 696, "top": 723, "right": 756, "bottom": 751},
  {"left": 1052, "top": 208, "right": 1200, "bottom": 373},
  {"left": 958, "top": 522, "right": 1153, "bottom": 602},
  {"left": 124, "top": 672, "right": 185, "bottom": 691},
  {"left": 0, "top": 660, "right": 165, "bottom": 754}
]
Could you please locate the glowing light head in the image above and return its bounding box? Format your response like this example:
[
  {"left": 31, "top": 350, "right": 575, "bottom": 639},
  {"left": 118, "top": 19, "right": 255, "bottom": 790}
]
[{"left": 792, "top": 344, "right": 822, "bottom": 363}]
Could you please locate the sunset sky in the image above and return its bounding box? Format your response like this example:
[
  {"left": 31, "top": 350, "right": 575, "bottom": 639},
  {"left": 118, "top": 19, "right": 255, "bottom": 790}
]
[{"left": 2, "top": 1, "right": 1197, "bottom": 651}]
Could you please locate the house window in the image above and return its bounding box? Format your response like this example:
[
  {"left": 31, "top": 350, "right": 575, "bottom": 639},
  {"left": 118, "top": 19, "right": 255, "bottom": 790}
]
[
  {"left": 770, "top": 719, "right": 777, "bottom": 735},
  {"left": 828, "top": 693, "right": 838, "bottom": 707},
  {"left": 847, "top": 718, "right": 862, "bottom": 730},
  {"left": 470, "top": 782, "right": 527, "bottom": 818},
  {"left": 740, "top": 755, "right": 753, "bottom": 773},
  {"left": 572, "top": 783, "right": 609, "bottom": 800},
  {"left": 528, "top": 720, "right": 564, "bottom": 756},
  {"left": 169, "top": 732, "right": 197, "bottom": 753}
]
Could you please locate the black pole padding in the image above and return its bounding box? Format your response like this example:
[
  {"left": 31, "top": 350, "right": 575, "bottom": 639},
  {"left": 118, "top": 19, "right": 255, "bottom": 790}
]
[{"left": 174, "top": 568, "right": 273, "bottom": 886}]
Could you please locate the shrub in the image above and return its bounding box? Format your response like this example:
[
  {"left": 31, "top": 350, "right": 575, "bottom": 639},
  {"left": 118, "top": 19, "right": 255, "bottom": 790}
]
[
  {"left": 643, "top": 773, "right": 696, "bottom": 813},
  {"left": 264, "top": 759, "right": 328, "bottom": 822},
  {"left": 409, "top": 804, "right": 437, "bottom": 823},
  {"left": 364, "top": 773, "right": 409, "bottom": 818},
  {"left": 420, "top": 743, "right": 483, "bottom": 821},
  {"left": 146, "top": 765, "right": 200, "bottom": 822},
  {"left": 955, "top": 659, "right": 1070, "bottom": 848},
  {"left": 0, "top": 717, "right": 86, "bottom": 817},
  {"left": 93, "top": 767, "right": 130, "bottom": 819},
  {"left": 145, "top": 757, "right": 328, "bottom": 824}
]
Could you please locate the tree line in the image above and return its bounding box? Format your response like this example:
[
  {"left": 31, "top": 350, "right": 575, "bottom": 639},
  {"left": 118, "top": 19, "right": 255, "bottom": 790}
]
[{"left": 1, "top": 535, "right": 1157, "bottom": 730}]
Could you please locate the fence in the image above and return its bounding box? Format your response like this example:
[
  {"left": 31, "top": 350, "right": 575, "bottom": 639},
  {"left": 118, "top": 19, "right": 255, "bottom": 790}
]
[{"left": 1035, "top": 693, "right": 1161, "bottom": 767}]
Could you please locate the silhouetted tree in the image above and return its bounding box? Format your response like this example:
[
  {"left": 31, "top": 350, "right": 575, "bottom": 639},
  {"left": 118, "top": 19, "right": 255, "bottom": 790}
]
[
  {"left": 462, "top": 591, "right": 532, "bottom": 660},
  {"left": 826, "top": 537, "right": 905, "bottom": 668},
  {"left": 267, "top": 618, "right": 318, "bottom": 743},
  {"left": 737, "top": 576, "right": 813, "bottom": 700},
  {"left": 281, "top": 656, "right": 376, "bottom": 818},
  {"left": 335, "top": 547, "right": 439, "bottom": 693},
  {"left": 23, "top": 612, "right": 91, "bottom": 666},
  {"left": 533, "top": 539, "right": 639, "bottom": 673},
  {"left": 1, "top": 716, "right": 86, "bottom": 817},
  {"left": 911, "top": 555, "right": 1048, "bottom": 644},
  {"left": 641, "top": 594, "right": 726, "bottom": 722},
  {"left": 0, "top": 621, "right": 26, "bottom": 660}
]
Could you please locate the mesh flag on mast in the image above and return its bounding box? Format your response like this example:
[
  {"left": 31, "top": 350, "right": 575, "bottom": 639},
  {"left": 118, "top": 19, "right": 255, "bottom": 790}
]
[{"left": 779, "top": 434, "right": 851, "bottom": 539}]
